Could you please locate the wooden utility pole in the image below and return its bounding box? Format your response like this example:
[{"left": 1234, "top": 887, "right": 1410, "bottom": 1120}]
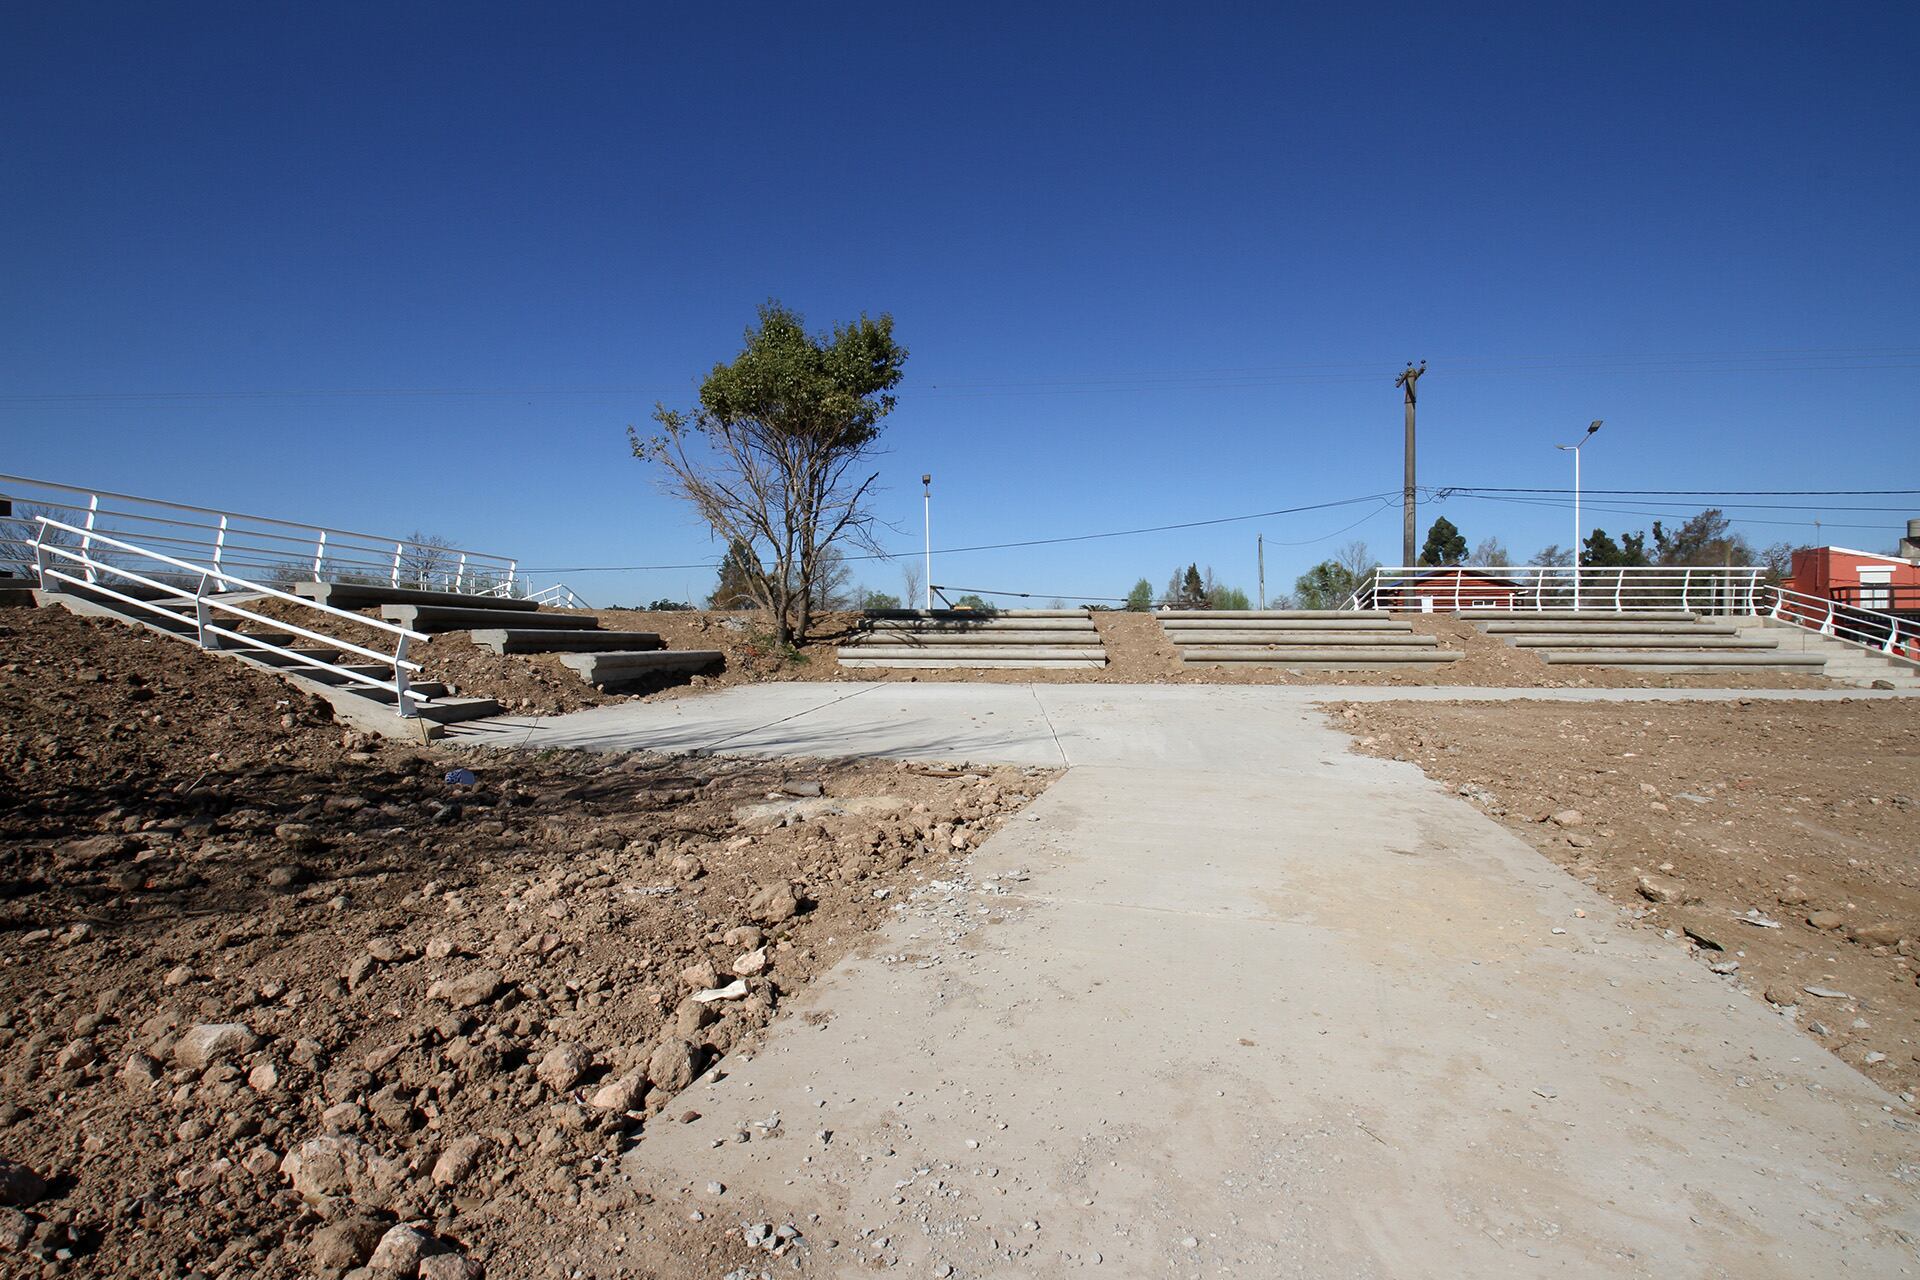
[{"left": 1395, "top": 361, "right": 1426, "bottom": 565}]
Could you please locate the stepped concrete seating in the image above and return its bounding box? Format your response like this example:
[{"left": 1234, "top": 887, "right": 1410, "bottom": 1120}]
[
  {"left": 364, "top": 588, "right": 722, "bottom": 689},
  {"left": 294, "top": 581, "right": 542, "bottom": 612},
  {"left": 1465, "top": 610, "right": 1830, "bottom": 675},
  {"left": 58, "top": 593, "right": 502, "bottom": 725},
  {"left": 1157, "top": 610, "right": 1463, "bottom": 669},
  {"left": 838, "top": 609, "right": 1106, "bottom": 669},
  {"left": 1732, "top": 617, "right": 1920, "bottom": 689}
]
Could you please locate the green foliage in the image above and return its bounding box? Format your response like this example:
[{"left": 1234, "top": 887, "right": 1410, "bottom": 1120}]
[
  {"left": 1418, "top": 516, "right": 1467, "bottom": 566},
  {"left": 1208, "top": 585, "right": 1251, "bottom": 611},
  {"left": 1125, "top": 578, "right": 1154, "bottom": 612},
  {"left": 950, "top": 594, "right": 995, "bottom": 612},
  {"left": 1580, "top": 528, "right": 1650, "bottom": 567},
  {"left": 708, "top": 538, "right": 760, "bottom": 609},
  {"left": 1652, "top": 509, "right": 1752, "bottom": 566},
  {"left": 1292, "top": 561, "right": 1362, "bottom": 610},
  {"left": 857, "top": 589, "right": 901, "bottom": 609},
  {"left": 1532, "top": 544, "right": 1574, "bottom": 567},
  {"left": 648, "top": 598, "right": 692, "bottom": 611},
  {"left": 636, "top": 300, "right": 907, "bottom": 646}
]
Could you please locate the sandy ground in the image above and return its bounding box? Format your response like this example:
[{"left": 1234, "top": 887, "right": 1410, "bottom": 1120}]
[
  {"left": 0, "top": 609, "right": 1053, "bottom": 1277},
  {"left": 1335, "top": 696, "right": 1920, "bottom": 1098}
]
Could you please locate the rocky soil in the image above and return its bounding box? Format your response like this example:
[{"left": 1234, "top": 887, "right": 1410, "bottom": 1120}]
[
  {"left": 0, "top": 607, "right": 1053, "bottom": 1277},
  {"left": 1333, "top": 696, "right": 1920, "bottom": 1098}
]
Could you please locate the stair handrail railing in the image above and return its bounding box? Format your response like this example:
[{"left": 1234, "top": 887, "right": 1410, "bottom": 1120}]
[
  {"left": 1766, "top": 584, "right": 1917, "bottom": 662},
  {"left": 1342, "top": 564, "right": 1766, "bottom": 614},
  {"left": 31, "top": 516, "right": 433, "bottom": 716},
  {"left": 0, "top": 472, "right": 518, "bottom": 595}
]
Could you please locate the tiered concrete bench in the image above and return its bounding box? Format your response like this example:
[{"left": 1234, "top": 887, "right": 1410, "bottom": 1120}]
[
  {"left": 295, "top": 582, "right": 542, "bottom": 612},
  {"left": 1157, "top": 610, "right": 1463, "bottom": 669},
  {"left": 1466, "top": 611, "right": 1830, "bottom": 674},
  {"left": 381, "top": 604, "right": 602, "bottom": 633},
  {"left": 373, "top": 594, "right": 722, "bottom": 688},
  {"left": 838, "top": 609, "right": 1106, "bottom": 669}
]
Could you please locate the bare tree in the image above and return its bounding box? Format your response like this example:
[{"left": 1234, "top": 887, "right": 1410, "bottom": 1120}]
[
  {"left": 898, "top": 556, "right": 924, "bottom": 609},
  {"left": 633, "top": 303, "right": 906, "bottom": 647},
  {"left": 395, "top": 531, "right": 456, "bottom": 589}
]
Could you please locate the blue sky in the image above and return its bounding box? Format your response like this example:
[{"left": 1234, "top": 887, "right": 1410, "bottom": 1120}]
[{"left": 4, "top": 2, "right": 1916, "bottom": 606}]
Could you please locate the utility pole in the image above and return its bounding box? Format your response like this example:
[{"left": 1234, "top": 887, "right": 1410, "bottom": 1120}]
[
  {"left": 1257, "top": 534, "right": 1266, "bottom": 609},
  {"left": 1395, "top": 361, "right": 1426, "bottom": 566},
  {"left": 921, "top": 474, "right": 933, "bottom": 611}
]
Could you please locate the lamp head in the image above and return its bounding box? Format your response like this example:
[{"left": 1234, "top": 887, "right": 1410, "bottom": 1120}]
[
  {"left": 921, "top": 473, "right": 932, "bottom": 487},
  {"left": 1587, "top": 420, "right": 1603, "bottom": 436}
]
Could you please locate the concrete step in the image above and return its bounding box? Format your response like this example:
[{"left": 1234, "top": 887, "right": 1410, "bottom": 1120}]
[
  {"left": 1506, "top": 634, "right": 1779, "bottom": 651},
  {"left": 1463, "top": 609, "right": 1702, "bottom": 622},
  {"left": 556, "top": 650, "right": 723, "bottom": 687},
  {"left": 469, "top": 629, "right": 664, "bottom": 655},
  {"left": 1160, "top": 618, "right": 1412, "bottom": 633},
  {"left": 1539, "top": 650, "right": 1828, "bottom": 670},
  {"left": 413, "top": 696, "right": 504, "bottom": 725},
  {"left": 839, "top": 656, "right": 1106, "bottom": 670},
  {"left": 866, "top": 618, "right": 1096, "bottom": 633},
  {"left": 837, "top": 646, "right": 1107, "bottom": 663},
  {"left": 1163, "top": 609, "right": 1394, "bottom": 621},
  {"left": 382, "top": 605, "right": 601, "bottom": 633},
  {"left": 866, "top": 609, "right": 1088, "bottom": 620},
  {"left": 847, "top": 630, "right": 1099, "bottom": 647},
  {"left": 1179, "top": 646, "right": 1464, "bottom": 665},
  {"left": 296, "top": 582, "right": 541, "bottom": 612},
  {"left": 1166, "top": 631, "right": 1440, "bottom": 647},
  {"left": 1482, "top": 620, "right": 1738, "bottom": 635}
]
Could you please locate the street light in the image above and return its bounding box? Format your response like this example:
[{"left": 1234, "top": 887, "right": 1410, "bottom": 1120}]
[
  {"left": 1555, "top": 421, "right": 1602, "bottom": 609},
  {"left": 921, "top": 474, "right": 933, "bottom": 612}
]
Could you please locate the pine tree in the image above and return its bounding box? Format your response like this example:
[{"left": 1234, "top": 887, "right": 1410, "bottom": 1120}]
[
  {"left": 708, "top": 539, "right": 759, "bottom": 609},
  {"left": 1418, "top": 517, "right": 1467, "bottom": 566}
]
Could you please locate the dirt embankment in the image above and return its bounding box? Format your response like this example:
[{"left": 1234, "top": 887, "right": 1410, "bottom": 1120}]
[
  {"left": 0, "top": 607, "right": 1054, "bottom": 1277},
  {"left": 1334, "top": 697, "right": 1920, "bottom": 1098}
]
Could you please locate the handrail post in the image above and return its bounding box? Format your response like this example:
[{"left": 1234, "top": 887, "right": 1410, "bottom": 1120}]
[
  {"left": 454, "top": 553, "right": 467, "bottom": 593},
  {"left": 393, "top": 633, "right": 416, "bottom": 718},
  {"left": 1613, "top": 569, "right": 1623, "bottom": 613},
  {"left": 1821, "top": 600, "right": 1835, "bottom": 636},
  {"left": 1883, "top": 620, "right": 1899, "bottom": 655},
  {"left": 212, "top": 515, "right": 229, "bottom": 589},
  {"left": 1681, "top": 569, "right": 1692, "bottom": 613},
  {"left": 313, "top": 529, "right": 327, "bottom": 581},
  {"left": 507, "top": 559, "right": 519, "bottom": 600},
  {"left": 194, "top": 573, "right": 219, "bottom": 649},
  {"left": 81, "top": 493, "right": 99, "bottom": 584},
  {"left": 391, "top": 540, "right": 404, "bottom": 588},
  {"left": 33, "top": 527, "right": 57, "bottom": 592}
]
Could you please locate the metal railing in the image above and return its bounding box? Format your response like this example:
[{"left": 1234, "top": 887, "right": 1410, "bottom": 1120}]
[
  {"left": 1828, "top": 583, "right": 1920, "bottom": 613},
  {"left": 1768, "top": 585, "right": 1920, "bottom": 662},
  {"left": 1346, "top": 564, "right": 1766, "bottom": 615},
  {"left": 0, "top": 473, "right": 518, "bottom": 595},
  {"left": 31, "top": 517, "right": 432, "bottom": 717},
  {"left": 517, "top": 582, "right": 589, "bottom": 609}
]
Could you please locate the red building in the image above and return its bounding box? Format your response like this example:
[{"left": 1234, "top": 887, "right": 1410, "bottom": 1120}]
[
  {"left": 1371, "top": 568, "right": 1523, "bottom": 611},
  {"left": 1783, "top": 546, "right": 1920, "bottom": 614}
]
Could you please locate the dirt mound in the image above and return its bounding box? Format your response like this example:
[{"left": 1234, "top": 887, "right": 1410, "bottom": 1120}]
[
  {"left": 0, "top": 607, "right": 1055, "bottom": 1277},
  {"left": 1335, "top": 697, "right": 1920, "bottom": 1098}
]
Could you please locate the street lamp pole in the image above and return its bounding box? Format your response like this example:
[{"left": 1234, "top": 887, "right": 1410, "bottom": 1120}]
[
  {"left": 921, "top": 473, "right": 933, "bottom": 612},
  {"left": 1556, "top": 421, "right": 1602, "bottom": 610}
]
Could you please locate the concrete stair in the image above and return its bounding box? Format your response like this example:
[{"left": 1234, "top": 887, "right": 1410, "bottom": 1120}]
[
  {"left": 1732, "top": 617, "right": 1920, "bottom": 689},
  {"left": 1468, "top": 611, "right": 1830, "bottom": 675},
  {"left": 294, "top": 582, "right": 542, "bottom": 612},
  {"left": 1157, "top": 610, "right": 1463, "bottom": 669},
  {"left": 838, "top": 610, "right": 1106, "bottom": 669}
]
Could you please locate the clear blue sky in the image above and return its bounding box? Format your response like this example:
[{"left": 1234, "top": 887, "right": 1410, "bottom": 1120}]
[{"left": 4, "top": 3, "right": 1916, "bottom": 606}]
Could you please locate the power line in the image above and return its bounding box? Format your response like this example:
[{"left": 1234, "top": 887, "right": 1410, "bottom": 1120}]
[
  {"left": 1442, "top": 486, "right": 1920, "bottom": 497},
  {"left": 1445, "top": 490, "right": 1897, "bottom": 533},
  {"left": 520, "top": 491, "right": 1402, "bottom": 573}
]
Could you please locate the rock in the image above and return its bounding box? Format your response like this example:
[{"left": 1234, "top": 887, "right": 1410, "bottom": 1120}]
[
  {"left": 310, "top": 1216, "right": 386, "bottom": 1270},
  {"left": 1549, "top": 809, "right": 1584, "bottom": 828},
  {"left": 420, "top": 1255, "right": 485, "bottom": 1280},
  {"left": 54, "top": 1038, "right": 97, "bottom": 1071},
  {"left": 431, "top": 1136, "right": 487, "bottom": 1187},
  {"left": 536, "top": 1043, "right": 592, "bottom": 1092},
  {"left": 369, "top": 1223, "right": 437, "bottom": 1273},
  {"left": 1807, "top": 910, "right": 1845, "bottom": 931},
  {"left": 669, "top": 854, "right": 705, "bottom": 882},
  {"left": 589, "top": 1070, "right": 648, "bottom": 1112},
  {"left": 1763, "top": 984, "right": 1800, "bottom": 1007},
  {"left": 173, "top": 1022, "right": 260, "bottom": 1069},
  {"left": 732, "top": 948, "right": 769, "bottom": 977},
  {"left": 0, "top": 1207, "right": 32, "bottom": 1252},
  {"left": 242, "top": 1146, "right": 281, "bottom": 1175},
  {"left": 782, "top": 780, "right": 825, "bottom": 797},
  {"left": 1848, "top": 921, "right": 1905, "bottom": 947},
  {"left": 120, "top": 1052, "right": 162, "bottom": 1092},
  {"left": 672, "top": 998, "right": 717, "bottom": 1038},
  {"left": 266, "top": 864, "right": 309, "bottom": 892},
  {"left": 274, "top": 821, "right": 322, "bottom": 849},
  {"left": 647, "top": 1039, "right": 698, "bottom": 1093},
  {"left": 366, "top": 936, "right": 415, "bottom": 964},
  {"left": 723, "top": 926, "right": 765, "bottom": 950},
  {"left": 248, "top": 1059, "right": 282, "bottom": 1093},
  {"left": 281, "top": 1135, "right": 404, "bottom": 1209},
  {"left": 748, "top": 882, "right": 801, "bottom": 925},
  {"left": 427, "top": 968, "right": 504, "bottom": 1009},
  {"left": 0, "top": 1161, "right": 46, "bottom": 1207},
  {"left": 679, "top": 961, "right": 721, "bottom": 990},
  {"left": 1635, "top": 874, "right": 1679, "bottom": 905},
  {"left": 368, "top": 1083, "right": 419, "bottom": 1132}
]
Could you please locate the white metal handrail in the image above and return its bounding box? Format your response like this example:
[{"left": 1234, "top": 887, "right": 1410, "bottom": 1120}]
[
  {"left": 0, "top": 472, "right": 518, "bottom": 594},
  {"left": 32, "top": 517, "right": 432, "bottom": 716},
  {"left": 519, "top": 582, "right": 588, "bottom": 609},
  {"left": 1767, "top": 584, "right": 1919, "bottom": 661},
  {"left": 1345, "top": 564, "right": 1766, "bottom": 615}
]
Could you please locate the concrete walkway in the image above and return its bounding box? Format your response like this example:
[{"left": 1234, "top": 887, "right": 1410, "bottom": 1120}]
[{"left": 469, "top": 686, "right": 1920, "bottom": 1277}]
